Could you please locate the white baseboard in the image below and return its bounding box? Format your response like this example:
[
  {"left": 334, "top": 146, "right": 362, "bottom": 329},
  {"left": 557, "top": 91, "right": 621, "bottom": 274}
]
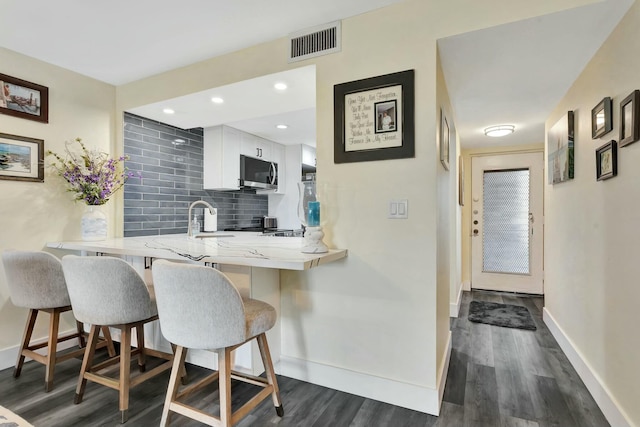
[
  {"left": 462, "top": 280, "right": 471, "bottom": 291},
  {"left": 543, "top": 308, "right": 633, "bottom": 427},
  {"left": 450, "top": 285, "right": 463, "bottom": 318},
  {"left": 279, "top": 335, "right": 451, "bottom": 416},
  {"left": 0, "top": 328, "right": 80, "bottom": 371}
]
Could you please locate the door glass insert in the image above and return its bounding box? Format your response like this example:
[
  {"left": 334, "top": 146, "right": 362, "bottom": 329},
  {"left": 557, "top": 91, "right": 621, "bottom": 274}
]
[{"left": 482, "top": 169, "right": 530, "bottom": 274}]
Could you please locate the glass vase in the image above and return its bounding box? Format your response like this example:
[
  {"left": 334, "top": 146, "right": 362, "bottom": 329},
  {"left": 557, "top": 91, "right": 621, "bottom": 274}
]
[
  {"left": 81, "top": 205, "right": 107, "bottom": 241},
  {"left": 297, "top": 181, "right": 328, "bottom": 253}
]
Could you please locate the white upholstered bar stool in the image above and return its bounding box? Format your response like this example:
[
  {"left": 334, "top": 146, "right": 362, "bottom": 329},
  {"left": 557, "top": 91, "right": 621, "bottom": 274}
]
[
  {"left": 152, "top": 260, "right": 283, "bottom": 427},
  {"left": 61, "top": 255, "right": 175, "bottom": 424},
  {"left": 1, "top": 250, "right": 115, "bottom": 392}
]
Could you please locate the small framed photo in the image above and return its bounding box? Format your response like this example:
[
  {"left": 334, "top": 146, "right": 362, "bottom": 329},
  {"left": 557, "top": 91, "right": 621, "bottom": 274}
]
[
  {"left": 0, "top": 73, "right": 49, "bottom": 123},
  {"left": 440, "top": 108, "right": 450, "bottom": 170},
  {"left": 591, "top": 97, "right": 612, "bottom": 139},
  {"left": 619, "top": 90, "right": 640, "bottom": 147},
  {"left": 595, "top": 140, "right": 617, "bottom": 181},
  {"left": 0, "top": 133, "right": 45, "bottom": 182},
  {"left": 375, "top": 100, "right": 397, "bottom": 133}
]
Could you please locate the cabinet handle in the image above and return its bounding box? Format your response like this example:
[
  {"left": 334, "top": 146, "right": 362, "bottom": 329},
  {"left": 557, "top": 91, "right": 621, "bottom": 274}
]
[
  {"left": 256, "top": 147, "right": 260, "bottom": 157},
  {"left": 259, "top": 148, "right": 263, "bottom": 157}
]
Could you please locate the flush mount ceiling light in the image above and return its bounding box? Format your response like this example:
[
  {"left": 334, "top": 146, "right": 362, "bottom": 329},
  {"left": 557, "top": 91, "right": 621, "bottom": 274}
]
[
  {"left": 276, "top": 124, "right": 288, "bottom": 129},
  {"left": 274, "top": 82, "right": 287, "bottom": 91},
  {"left": 163, "top": 108, "right": 175, "bottom": 114},
  {"left": 211, "top": 97, "right": 224, "bottom": 104},
  {"left": 484, "top": 125, "right": 515, "bottom": 137}
]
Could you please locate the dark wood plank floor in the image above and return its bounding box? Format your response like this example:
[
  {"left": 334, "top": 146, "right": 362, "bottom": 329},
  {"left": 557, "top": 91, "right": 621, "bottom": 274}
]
[{"left": 0, "top": 290, "right": 609, "bottom": 426}]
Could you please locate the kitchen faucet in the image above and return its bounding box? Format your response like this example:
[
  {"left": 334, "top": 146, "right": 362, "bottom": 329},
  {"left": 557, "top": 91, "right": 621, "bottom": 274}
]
[{"left": 187, "top": 200, "right": 216, "bottom": 238}]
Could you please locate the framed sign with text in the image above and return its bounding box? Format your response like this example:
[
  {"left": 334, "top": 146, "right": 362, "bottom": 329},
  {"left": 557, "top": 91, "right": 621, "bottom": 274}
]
[{"left": 334, "top": 69, "right": 414, "bottom": 163}]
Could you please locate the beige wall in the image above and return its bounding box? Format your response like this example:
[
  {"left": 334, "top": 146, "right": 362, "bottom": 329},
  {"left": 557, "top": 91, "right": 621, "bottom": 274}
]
[
  {"left": 0, "top": 47, "right": 115, "bottom": 351},
  {"left": 460, "top": 143, "right": 544, "bottom": 286},
  {"left": 545, "top": 2, "right": 640, "bottom": 425},
  {"left": 0, "top": 0, "right": 602, "bottom": 414}
]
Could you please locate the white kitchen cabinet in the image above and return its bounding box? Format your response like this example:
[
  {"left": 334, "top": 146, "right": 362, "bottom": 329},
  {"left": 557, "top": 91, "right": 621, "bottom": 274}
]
[
  {"left": 240, "top": 132, "right": 271, "bottom": 160},
  {"left": 204, "top": 125, "right": 286, "bottom": 193},
  {"left": 301, "top": 144, "right": 316, "bottom": 168},
  {"left": 203, "top": 125, "right": 241, "bottom": 190}
]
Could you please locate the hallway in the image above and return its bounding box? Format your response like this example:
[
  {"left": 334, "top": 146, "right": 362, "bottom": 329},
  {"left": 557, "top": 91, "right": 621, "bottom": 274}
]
[{"left": 0, "top": 290, "right": 608, "bottom": 426}]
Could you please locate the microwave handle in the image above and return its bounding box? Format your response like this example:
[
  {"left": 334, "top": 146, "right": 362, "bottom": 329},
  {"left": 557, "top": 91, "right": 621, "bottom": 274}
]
[{"left": 269, "top": 162, "right": 277, "bottom": 185}]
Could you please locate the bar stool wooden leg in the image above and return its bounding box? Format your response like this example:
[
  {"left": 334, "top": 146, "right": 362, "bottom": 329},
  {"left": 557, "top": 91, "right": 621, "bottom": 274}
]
[
  {"left": 102, "top": 327, "right": 117, "bottom": 357},
  {"left": 160, "top": 345, "right": 187, "bottom": 427},
  {"left": 257, "top": 333, "right": 284, "bottom": 416},
  {"left": 135, "top": 325, "right": 146, "bottom": 373},
  {"left": 15, "top": 309, "right": 38, "bottom": 379},
  {"left": 44, "top": 309, "right": 62, "bottom": 392},
  {"left": 218, "top": 348, "right": 232, "bottom": 427},
  {"left": 120, "top": 325, "right": 132, "bottom": 424},
  {"left": 76, "top": 320, "right": 86, "bottom": 348},
  {"left": 75, "top": 325, "right": 100, "bottom": 404}
]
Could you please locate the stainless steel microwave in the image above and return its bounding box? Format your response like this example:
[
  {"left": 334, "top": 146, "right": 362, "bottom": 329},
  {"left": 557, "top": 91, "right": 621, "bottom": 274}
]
[{"left": 239, "top": 155, "right": 278, "bottom": 190}]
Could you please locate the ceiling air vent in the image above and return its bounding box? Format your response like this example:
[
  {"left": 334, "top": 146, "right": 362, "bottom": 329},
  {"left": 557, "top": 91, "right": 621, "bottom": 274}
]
[{"left": 288, "top": 21, "right": 341, "bottom": 62}]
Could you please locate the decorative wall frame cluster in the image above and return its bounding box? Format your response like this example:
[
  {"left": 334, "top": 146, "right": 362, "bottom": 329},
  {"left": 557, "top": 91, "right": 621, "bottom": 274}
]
[
  {"left": 334, "top": 69, "right": 414, "bottom": 163},
  {"left": 0, "top": 73, "right": 49, "bottom": 123}
]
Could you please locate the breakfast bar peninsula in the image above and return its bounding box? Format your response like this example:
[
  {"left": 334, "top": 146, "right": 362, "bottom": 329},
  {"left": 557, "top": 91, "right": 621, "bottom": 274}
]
[{"left": 47, "top": 233, "right": 347, "bottom": 375}]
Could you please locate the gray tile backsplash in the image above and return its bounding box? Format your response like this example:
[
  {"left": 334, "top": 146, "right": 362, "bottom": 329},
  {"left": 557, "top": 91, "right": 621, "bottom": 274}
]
[{"left": 123, "top": 113, "right": 267, "bottom": 237}]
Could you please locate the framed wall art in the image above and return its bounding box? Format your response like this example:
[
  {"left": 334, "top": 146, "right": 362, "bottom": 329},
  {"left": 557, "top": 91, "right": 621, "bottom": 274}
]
[
  {"left": 458, "top": 156, "right": 464, "bottom": 206},
  {"left": 595, "top": 140, "right": 617, "bottom": 181},
  {"left": 334, "top": 69, "right": 414, "bottom": 163},
  {"left": 440, "top": 108, "right": 450, "bottom": 170},
  {"left": 0, "top": 73, "right": 49, "bottom": 123},
  {"left": 619, "top": 90, "right": 640, "bottom": 147},
  {"left": 548, "top": 111, "right": 575, "bottom": 184},
  {"left": 0, "top": 133, "right": 44, "bottom": 182},
  {"left": 591, "top": 96, "right": 612, "bottom": 139}
]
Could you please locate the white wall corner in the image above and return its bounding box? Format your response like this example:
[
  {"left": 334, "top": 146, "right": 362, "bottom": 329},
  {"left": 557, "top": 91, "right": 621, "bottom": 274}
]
[
  {"left": 543, "top": 308, "right": 633, "bottom": 427},
  {"left": 462, "top": 280, "right": 471, "bottom": 291},
  {"left": 450, "top": 285, "right": 463, "bottom": 318}
]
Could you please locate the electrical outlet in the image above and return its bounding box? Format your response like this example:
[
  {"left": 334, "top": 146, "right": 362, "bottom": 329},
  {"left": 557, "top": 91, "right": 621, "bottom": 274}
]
[{"left": 388, "top": 200, "right": 408, "bottom": 219}]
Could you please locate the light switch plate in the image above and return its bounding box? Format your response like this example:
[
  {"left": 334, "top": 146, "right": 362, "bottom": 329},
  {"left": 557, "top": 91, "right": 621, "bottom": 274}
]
[{"left": 388, "top": 199, "right": 408, "bottom": 219}]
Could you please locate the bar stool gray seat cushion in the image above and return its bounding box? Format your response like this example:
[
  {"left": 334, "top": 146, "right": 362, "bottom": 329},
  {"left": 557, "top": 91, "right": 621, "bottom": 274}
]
[
  {"left": 61, "top": 255, "right": 157, "bottom": 326},
  {"left": 2, "top": 251, "right": 70, "bottom": 309},
  {"left": 151, "top": 260, "right": 276, "bottom": 350}
]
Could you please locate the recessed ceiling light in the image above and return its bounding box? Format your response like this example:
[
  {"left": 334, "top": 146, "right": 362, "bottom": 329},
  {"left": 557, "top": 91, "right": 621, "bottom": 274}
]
[
  {"left": 163, "top": 108, "right": 175, "bottom": 114},
  {"left": 211, "top": 97, "right": 224, "bottom": 104},
  {"left": 484, "top": 125, "right": 515, "bottom": 137},
  {"left": 276, "top": 124, "right": 288, "bottom": 129},
  {"left": 274, "top": 82, "right": 287, "bottom": 91}
]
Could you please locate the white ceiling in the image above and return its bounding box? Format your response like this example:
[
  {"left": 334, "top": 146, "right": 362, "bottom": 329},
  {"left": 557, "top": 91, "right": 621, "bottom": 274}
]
[
  {"left": 438, "top": 0, "right": 633, "bottom": 148},
  {"left": 0, "top": 0, "right": 633, "bottom": 149}
]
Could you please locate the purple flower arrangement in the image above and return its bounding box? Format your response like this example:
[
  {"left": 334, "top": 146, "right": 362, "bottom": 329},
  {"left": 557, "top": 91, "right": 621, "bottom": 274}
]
[{"left": 47, "top": 138, "right": 139, "bottom": 205}]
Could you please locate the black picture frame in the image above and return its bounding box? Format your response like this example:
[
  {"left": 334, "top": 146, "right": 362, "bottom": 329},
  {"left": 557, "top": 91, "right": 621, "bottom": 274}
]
[
  {"left": 595, "top": 140, "right": 617, "bottom": 181},
  {"left": 334, "top": 70, "right": 414, "bottom": 163},
  {"left": 440, "top": 108, "right": 450, "bottom": 170},
  {"left": 0, "top": 133, "right": 45, "bottom": 182},
  {"left": 619, "top": 90, "right": 640, "bottom": 147},
  {"left": 591, "top": 97, "right": 612, "bottom": 139},
  {"left": 0, "top": 73, "right": 49, "bottom": 123}
]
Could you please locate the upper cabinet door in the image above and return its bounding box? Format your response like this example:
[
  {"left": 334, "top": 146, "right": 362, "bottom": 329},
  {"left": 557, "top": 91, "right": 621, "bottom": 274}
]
[
  {"left": 301, "top": 144, "right": 316, "bottom": 167},
  {"left": 240, "top": 133, "right": 271, "bottom": 160}
]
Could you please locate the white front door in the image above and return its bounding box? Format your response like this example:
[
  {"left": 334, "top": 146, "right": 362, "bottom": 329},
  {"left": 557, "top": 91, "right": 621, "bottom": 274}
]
[{"left": 471, "top": 152, "right": 544, "bottom": 294}]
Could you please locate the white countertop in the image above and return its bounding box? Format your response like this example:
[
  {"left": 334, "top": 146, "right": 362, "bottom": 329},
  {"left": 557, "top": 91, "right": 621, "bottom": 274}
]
[{"left": 47, "top": 232, "right": 347, "bottom": 270}]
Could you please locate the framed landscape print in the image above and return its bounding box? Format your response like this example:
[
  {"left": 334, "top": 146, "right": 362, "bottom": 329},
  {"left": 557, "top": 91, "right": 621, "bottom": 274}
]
[
  {"left": 547, "top": 111, "right": 575, "bottom": 184},
  {"left": 0, "top": 133, "right": 44, "bottom": 182},
  {"left": 0, "top": 73, "right": 49, "bottom": 123},
  {"left": 334, "top": 69, "right": 414, "bottom": 163}
]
